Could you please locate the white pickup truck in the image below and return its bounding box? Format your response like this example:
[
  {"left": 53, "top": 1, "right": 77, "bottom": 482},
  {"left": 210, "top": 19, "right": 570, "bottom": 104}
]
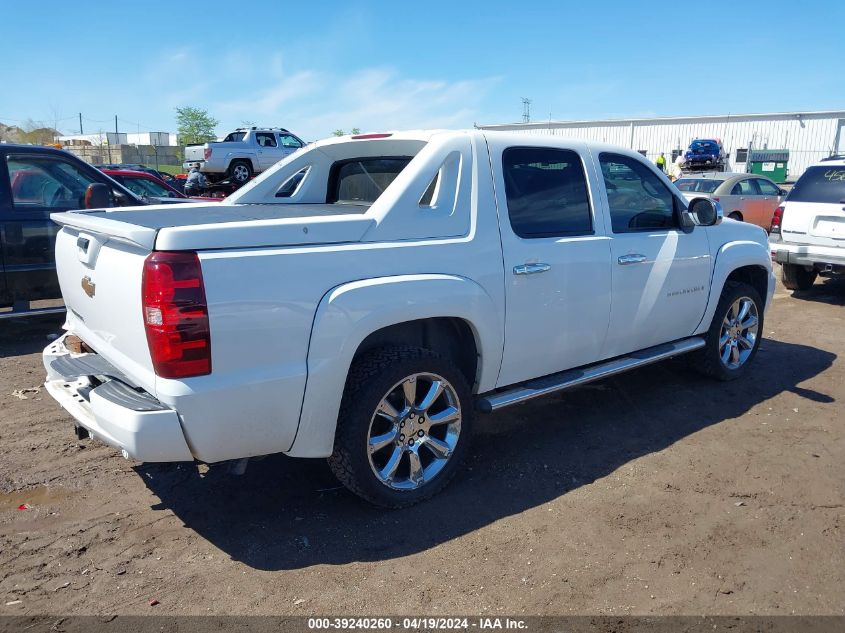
[
  {"left": 44, "top": 130, "right": 775, "bottom": 507},
  {"left": 183, "top": 127, "right": 305, "bottom": 184}
]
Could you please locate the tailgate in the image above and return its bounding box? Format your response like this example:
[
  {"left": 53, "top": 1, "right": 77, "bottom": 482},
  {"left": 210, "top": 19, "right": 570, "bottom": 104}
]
[
  {"left": 54, "top": 227, "right": 156, "bottom": 394},
  {"left": 184, "top": 144, "right": 206, "bottom": 162},
  {"left": 782, "top": 201, "right": 845, "bottom": 248}
]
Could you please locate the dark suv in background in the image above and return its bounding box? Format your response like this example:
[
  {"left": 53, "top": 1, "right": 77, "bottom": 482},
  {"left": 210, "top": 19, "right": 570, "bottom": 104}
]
[{"left": 0, "top": 145, "right": 145, "bottom": 316}]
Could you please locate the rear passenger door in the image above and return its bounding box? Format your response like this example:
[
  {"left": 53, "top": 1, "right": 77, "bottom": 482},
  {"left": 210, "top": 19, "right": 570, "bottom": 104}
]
[
  {"left": 729, "top": 178, "right": 764, "bottom": 223},
  {"left": 596, "top": 152, "right": 711, "bottom": 359},
  {"left": 490, "top": 141, "right": 612, "bottom": 387},
  {"left": 254, "top": 132, "right": 281, "bottom": 171}
]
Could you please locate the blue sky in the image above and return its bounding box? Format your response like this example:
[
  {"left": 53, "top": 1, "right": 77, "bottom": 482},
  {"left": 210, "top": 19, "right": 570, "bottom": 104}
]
[{"left": 1, "top": 1, "right": 842, "bottom": 141}]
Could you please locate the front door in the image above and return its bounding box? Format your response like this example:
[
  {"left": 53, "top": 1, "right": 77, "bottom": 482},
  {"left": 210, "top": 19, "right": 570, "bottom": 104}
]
[
  {"left": 489, "top": 141, "right": 612, "bottom": 387},
  {"left": 595, "top": 151, "right": 711, "bottom": 359}
]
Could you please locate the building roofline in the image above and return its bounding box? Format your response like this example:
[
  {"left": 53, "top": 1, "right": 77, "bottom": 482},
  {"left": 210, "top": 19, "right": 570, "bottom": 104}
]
[{"left": 477, "top": 109, "right": 845, "bottom": 129}]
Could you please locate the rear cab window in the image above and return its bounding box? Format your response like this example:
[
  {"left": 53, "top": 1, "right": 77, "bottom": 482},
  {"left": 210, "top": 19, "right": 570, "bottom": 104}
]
[
  {"left": 787, "top": 166, "right": 845, "bottom": 203},
  {"left": 327, "top": 157, "right": 413, "bottom": 205},
  {"left": 675, "top": 179, "right": 721, "bottom": 193}
]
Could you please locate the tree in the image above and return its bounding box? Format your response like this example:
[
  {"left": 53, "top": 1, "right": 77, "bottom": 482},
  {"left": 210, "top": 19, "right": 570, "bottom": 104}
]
[
  {"left": 175, "top": 106, "right": 219, "bottom": 145},
  {"left": 332, "top": 127, "right": 362, "bottom": 137}
]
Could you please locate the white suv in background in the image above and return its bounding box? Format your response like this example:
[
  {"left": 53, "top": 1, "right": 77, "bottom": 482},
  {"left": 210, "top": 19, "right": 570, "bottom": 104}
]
[{"left": 771, "top": 156, "right": 845, "bottom": 290}]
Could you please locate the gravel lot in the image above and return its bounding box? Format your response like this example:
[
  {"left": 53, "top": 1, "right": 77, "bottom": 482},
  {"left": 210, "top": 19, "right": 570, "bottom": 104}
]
[{"left": 1, "top": 277, "right": 843, "bottom": 616}]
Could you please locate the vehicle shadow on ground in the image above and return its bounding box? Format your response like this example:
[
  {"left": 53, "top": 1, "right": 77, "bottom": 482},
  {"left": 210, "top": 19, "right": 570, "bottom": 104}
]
[
  {"left": 788, "top": 277, "right": 845, "bottom": 307},
  {"left": 138, "top": 337, "right": 835, "bottom": 571},
  {"left": 0, "top": 316, "right": 65, "bottom": 358}
]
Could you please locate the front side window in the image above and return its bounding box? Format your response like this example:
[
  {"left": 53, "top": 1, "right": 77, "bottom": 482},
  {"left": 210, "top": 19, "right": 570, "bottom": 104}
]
[
  {"left": 7, "top": 156, "right": 101, "bottom": 211},
  {"left": 755, "top": 179, "right": 781, "bottom": 196},
  {"left": 502, "top": 147, "right": 592, "bottom": 238},
  {"left": 599, "top": 153, "right": 677, "bottom": 232},
  {"left": 279, "top": 134, "right": 303, "bottom": 148}
]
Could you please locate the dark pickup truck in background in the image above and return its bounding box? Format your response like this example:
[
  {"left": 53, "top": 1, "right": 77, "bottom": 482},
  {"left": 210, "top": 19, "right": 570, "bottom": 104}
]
[{"left": 0, "top": 144, "right": 149, "bottom": 317}]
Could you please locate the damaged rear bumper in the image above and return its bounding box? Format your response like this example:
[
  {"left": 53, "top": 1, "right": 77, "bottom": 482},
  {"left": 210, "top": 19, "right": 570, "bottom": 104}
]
[{"left": 43, "top": 334, "right": 193, "bottom": 462}]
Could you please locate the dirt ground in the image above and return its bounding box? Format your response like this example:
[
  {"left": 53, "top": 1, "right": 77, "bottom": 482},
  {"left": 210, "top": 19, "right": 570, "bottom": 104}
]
[{"left": 0, "top": 277, "right": 843, "bottom": 616}]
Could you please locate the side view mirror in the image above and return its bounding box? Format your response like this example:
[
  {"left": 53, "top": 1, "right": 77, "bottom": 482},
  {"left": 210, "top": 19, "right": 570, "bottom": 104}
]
[
  {"left": 84, "top": 183, "right": 112, "bottom": 209},
  {"left": 686, "top": 197, "right": 723, "bottom": 227}
]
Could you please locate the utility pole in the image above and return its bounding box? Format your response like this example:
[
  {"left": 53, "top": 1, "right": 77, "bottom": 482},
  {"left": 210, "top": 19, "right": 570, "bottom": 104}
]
[
  {"left": 522, "top": 98, "right": 532, "bottom": 123},
  {"left": 79, "top": 113, "right": 83, "bottom": 134}
]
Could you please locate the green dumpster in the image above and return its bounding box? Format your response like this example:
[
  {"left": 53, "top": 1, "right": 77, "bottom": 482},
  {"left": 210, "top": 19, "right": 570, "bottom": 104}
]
[{"left": 748, "top": 149, "right": 789, "bottom": 183}]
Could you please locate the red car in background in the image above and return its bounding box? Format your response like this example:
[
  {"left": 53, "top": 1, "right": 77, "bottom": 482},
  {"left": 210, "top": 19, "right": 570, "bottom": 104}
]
[{"left": 101, "top": 169, "right": 220, "bottom": 203}]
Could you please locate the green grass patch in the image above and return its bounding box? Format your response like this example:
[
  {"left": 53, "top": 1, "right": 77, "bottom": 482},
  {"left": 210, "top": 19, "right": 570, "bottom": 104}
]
[{"left": 157, "top": 164, "right": 184, "bottom": 175}]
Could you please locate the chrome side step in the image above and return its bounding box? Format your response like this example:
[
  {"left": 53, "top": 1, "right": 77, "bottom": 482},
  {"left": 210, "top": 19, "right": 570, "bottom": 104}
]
[{"left": 477, "top": 337, "right": 705, "bottom": 413}]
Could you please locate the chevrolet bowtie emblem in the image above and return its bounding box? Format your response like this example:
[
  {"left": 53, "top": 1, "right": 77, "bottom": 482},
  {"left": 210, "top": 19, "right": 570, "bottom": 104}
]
[{"left": 81, "top": 276, "right": 96, "bottom": 298}]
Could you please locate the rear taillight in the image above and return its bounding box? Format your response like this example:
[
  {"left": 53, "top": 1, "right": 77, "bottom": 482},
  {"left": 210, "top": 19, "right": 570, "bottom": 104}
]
[
  {"left": 142, "top": 251, "right": 211, "bottom": 378},
  {"left": 204, "top": 147, "right": 212, "bottom": 160},
  {"left": 770, "top": 206, "right": 784, "bottom": 233}
]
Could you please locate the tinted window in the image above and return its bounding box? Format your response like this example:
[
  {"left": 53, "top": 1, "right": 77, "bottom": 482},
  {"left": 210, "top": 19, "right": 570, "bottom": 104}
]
[
  {"left": 330, "top": 157, "right": 412, "bottom": 204},
  {"left": 675, "top": 178, "right": 721, "bottom": 193},
  {"left": 502, "top": 147, "right": 592, "bottom": 238},
  {"left": 7, "top": 156, "right": 101, "bottom": 211},
  {"left": 755, "top": 179, "right": 781, "bottom": 196},
  {"left": 730, "top": 179, "right": 760, "bottom": 195},
  {"left": 223, "top": 132, "right": 246, "bottom": 142},
  {"left": 787, "top": 166, "right": 845, "bottom": 203},
  {"left": 275, "top": 167, "right": 308, "bottom": 198},
  {"left": 599, "top": 153, "right": 677, "bottom": 232}
]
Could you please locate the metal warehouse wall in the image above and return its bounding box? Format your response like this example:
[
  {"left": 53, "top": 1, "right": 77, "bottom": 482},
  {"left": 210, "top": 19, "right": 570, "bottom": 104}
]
[{"left": 479, "top": 111, "right": 845, "bottom": 180}]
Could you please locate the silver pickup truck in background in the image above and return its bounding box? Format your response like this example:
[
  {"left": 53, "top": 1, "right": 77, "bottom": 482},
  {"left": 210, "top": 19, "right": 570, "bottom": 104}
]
[{"left": 183, "top": 127, "right": 305, "bottom": 184}]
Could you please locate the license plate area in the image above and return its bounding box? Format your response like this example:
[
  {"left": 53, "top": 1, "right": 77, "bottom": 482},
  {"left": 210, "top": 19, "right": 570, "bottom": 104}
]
[{"left": 812, "top": 216, "right": 845, "bottom": 239}]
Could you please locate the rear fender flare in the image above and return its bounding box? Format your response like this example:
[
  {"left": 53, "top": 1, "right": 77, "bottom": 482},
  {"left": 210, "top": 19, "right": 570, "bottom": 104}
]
[{"left": 288, "top": 274, "right": 502, "bottom": 457}]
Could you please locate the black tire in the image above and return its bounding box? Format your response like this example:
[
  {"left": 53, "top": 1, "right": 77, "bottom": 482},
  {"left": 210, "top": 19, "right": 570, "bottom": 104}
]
[
  {"left": 694, "top": 281, "right": 764, "bottom": 381},
  {"left": 728, "top": 211, "right": 743, "bottom": 221},
  {"left": 781, "top": 263, "right": 817, "bottom": 291},
  {"left": 228, "top": 160, "right": 253, "bottom": 184},
  {"left": 328, "top": 346, "right": 473, "bottom": 508}
]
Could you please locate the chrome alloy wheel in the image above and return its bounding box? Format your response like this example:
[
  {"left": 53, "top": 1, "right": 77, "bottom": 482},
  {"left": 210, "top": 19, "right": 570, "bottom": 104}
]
[
  {"left": 367, "top": 373, "right": 462, "bottom": 491},
  {"left": 719, "top": 296, "right": 759, "bottom": 370}
]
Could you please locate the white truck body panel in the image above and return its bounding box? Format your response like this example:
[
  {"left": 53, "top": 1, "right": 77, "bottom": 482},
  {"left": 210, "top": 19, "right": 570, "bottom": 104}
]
[{"left": 43, "top": 130, "right": 774, "bottom": 464}]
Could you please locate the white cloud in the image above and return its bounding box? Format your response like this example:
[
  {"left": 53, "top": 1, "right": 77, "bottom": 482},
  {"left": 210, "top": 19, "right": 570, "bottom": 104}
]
[{"left": 211, "top": 66, "right": 501, "bottom": 140}]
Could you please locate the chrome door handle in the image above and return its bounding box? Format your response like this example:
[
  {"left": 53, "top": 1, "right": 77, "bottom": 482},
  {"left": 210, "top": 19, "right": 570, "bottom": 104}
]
[
  {"left": 618, "top": 254, "right": 647, "bottom": 265},
  {"left": 513, "top": 263, "right": 551, "bottom": 275}
]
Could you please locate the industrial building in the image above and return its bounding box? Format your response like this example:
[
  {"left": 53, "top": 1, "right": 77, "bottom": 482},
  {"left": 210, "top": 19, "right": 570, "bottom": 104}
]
[{"left": 479, "top": 109, "right": 845, "bottom": 181}]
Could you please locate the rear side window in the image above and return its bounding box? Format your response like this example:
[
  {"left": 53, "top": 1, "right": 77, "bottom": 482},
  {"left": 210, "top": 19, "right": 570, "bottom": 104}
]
[
  {"left": 329, "top": 157, "right": 412, "bottom": 204},
  {"left": 787, "top": 166, "right": 845, "bottom": 203},
  {"left": 502, "top": 147, "right": 592, "bottom": 238},
  {"left": 731, "top": 179, "right": 760, "bottom": 195}
]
